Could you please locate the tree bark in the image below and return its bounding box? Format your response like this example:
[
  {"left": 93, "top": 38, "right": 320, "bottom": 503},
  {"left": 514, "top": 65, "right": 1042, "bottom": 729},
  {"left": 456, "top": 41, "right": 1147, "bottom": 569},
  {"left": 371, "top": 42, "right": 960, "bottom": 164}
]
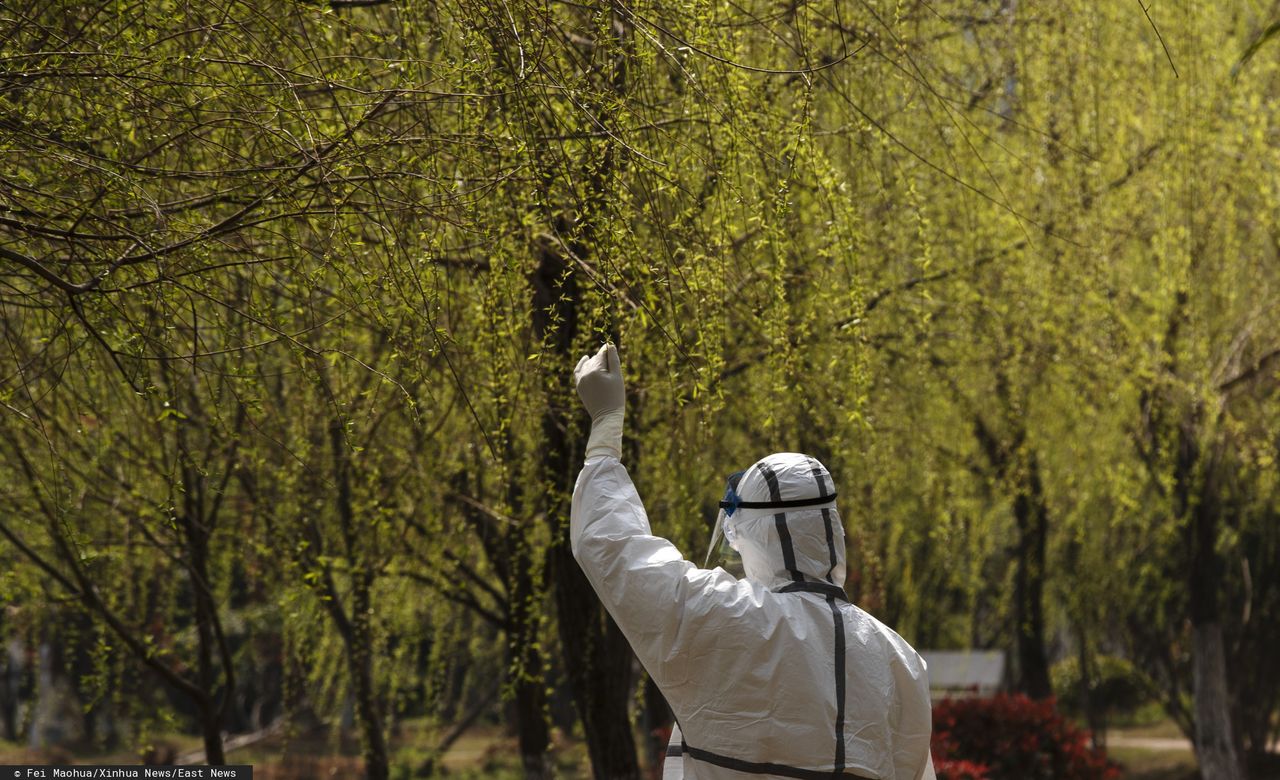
[
  {"left": 1075, "top": 622, "right": 1105, "bottom": 750},
  {"left": 522, "top": 12, "right": 643, "bottom": 774},
  {"left": 973, "top": 412, "right": 1052, "bottom": 701},
  {"left": 348, "top": 589, "right": 389, "bottom": 780},
  {"left": 326, "top": 418, "right": 390, "bottom": 780},
  {"left": 1192, "top": 623, "right": 1244, "bottom": 780},
  {"left": 171, "top": 367, "right": 242, "bottom": 766},
  {"left": 181, "top": 494, "right": 227, "bottom": 764},
  {"left": 510, "top": 539, "right": 552, "bottom": 780},
  {"left": 514, "top": 674, "right": 551, "bottom": 780},
  {"left": 1185, "top": 448, "right": 1245, "bottom": 780},
  {"left": 1012, "top": 452, "right": 1053, "bottom": 700},
  {"left": 0, "top": 610, "right": 19, "bottom": 742},
  {"left": 532, "top": 243, "right": 641, "bottom": 779}
]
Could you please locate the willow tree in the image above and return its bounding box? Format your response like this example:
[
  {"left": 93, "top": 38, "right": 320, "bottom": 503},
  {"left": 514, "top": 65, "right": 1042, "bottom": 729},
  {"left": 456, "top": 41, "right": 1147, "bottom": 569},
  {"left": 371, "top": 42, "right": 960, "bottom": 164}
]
[{"left": 6, "top": 3, "right": 1280, "bottom": 780}]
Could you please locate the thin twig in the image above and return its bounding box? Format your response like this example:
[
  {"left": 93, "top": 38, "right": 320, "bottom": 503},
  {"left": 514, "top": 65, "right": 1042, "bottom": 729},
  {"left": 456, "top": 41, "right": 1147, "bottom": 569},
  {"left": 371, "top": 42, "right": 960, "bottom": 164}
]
[{"left": 1137, "top": 0, "right": 1179, "bottom": 77}]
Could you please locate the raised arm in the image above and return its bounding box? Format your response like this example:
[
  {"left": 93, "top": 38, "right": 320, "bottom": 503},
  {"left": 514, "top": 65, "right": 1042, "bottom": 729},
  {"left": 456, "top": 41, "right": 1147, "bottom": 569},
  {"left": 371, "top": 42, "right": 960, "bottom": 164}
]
[{"left": 569, "top": 346, "right": 745, "bottom": 692}]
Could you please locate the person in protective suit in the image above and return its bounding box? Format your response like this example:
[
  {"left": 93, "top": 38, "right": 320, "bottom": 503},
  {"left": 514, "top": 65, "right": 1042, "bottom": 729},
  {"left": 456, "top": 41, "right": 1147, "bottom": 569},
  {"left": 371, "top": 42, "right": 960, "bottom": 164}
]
[{"left": 571, "top": 344, "right": 937, "bottom": 780}]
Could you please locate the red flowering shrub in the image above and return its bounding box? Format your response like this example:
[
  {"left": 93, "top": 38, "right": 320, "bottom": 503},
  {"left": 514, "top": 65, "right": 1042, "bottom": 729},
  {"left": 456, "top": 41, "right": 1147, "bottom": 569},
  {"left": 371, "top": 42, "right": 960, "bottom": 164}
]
[{"left": 931, "top": 694, "right": 1121, "bottom": 780}]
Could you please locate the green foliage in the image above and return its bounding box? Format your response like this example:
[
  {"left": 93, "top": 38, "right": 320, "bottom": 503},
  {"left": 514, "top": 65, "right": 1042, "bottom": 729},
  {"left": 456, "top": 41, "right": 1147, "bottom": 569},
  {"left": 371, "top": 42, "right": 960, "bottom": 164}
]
[
  {"left": 3, "top": 0, "right": 1280, "bottom": 770},
  {"left": 1051, "top": 655, "right": 1158, "bottom": 721}
]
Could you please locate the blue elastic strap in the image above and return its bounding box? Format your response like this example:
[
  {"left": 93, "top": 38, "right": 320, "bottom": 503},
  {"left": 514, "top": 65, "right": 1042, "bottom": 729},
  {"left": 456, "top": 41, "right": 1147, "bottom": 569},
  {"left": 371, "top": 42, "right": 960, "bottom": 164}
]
[{"left": 720, "top": 470, "right": 746, "bottom": 516}]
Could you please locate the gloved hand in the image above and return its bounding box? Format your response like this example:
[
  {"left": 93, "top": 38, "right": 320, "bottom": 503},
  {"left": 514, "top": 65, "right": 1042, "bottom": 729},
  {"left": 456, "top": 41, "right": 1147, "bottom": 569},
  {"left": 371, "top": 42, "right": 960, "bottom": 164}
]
[{"left": 574, "top": 343, "right": 624, "bottom": 460}]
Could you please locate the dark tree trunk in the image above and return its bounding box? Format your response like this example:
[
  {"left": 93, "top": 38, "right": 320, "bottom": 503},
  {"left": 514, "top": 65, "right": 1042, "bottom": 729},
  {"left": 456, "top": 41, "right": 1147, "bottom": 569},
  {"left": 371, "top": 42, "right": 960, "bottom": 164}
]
[
  {"left": 509, "top": 539, "right": 551, "bottom": 779},
  {"left": 320, "top": 570, "right": 389, "bottom": 780},
  {"left": 349, "top": 581, "right": 389, "bottom": 780},
  {"left": 177, "top": 424, "right": 232, "bottom": 766},
  {"left": 0, "top": 609, "right": 19, "bottom": 742},
  {"left": 326, "top": 419, "right": 389, "bottom": 780},
  {"left": 521, "top": 14, "right": 643, "bottom": 775},
  {"left": 1012, "top": 452, "right": 1052, "bottom": 700},
  {"left": 973, "top": 412, "right": 1052, "bottom": 701},
  {"left": 456, "top": 443, "right": 552, "bottom": 779},
  {"left": 553, "top": 549, "right": 641, "bottom": 779},
  {"left": 1076, "top": 624, "right": 1105, "bottom": 750},
  {"left": 1237, "top": 511, "right": 1280, "bottom": 764},
  {"left": 532, "top": 243, "right": 641, "bottom": 780},
  {"left": 196, "top": 699, "right": 225, "bottom": 767},
  {"left": 1138, "top": 289, "right": 1245, "bottom": 780},
  {"left": 182, "top": 514, "right": 226, "bottom": 765},
  {"left": 1183, "top": 435, "right": 1245, "bottom": 780},
  {"left": 514, "top": 674, "right": 551, "bottom": 780}
]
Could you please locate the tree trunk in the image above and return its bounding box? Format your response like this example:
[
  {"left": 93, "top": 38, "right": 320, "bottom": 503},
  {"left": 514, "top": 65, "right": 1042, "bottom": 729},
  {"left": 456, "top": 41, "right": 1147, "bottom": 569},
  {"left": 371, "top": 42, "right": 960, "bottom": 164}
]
[
  {"left": 554, "top": 548, "right": 641, "bottom": 779},
  {"left": 350, "top": 643, "right": 389, "bottom": 780},
  {"left": 1076, "top": 624, "right": 1105, "bottom": 750},
  {"left": 514, "top": 675, "right": 551, "bottom": 780},
  {"left": 974, "top": 412, "right": 1052, "bottom": 701},
  {"left": 532, "top": 243, "right": 641, "bottom": 779},
  {"left": 1192, "top": 623, "right": 1244, "bottom": 780},
  {"left": 327, "top": 419, "right": 389, "bottom": 780},
  {"left": 0, "top": 622, "right": 19, "bottom": 742},
  {"left": 343, "top": 573, "right": 389, "bottom": 780},
  {"left": 1012, "top": 452, "right": 1052, "bottom": 700},
  {"left": 510, "top": 542, "right": 551, "bottom": 779},
  {"left": 173, "top": 394, "right": 239, "bottom": 766},
  {"left": 196, "top": 700, "right": 225, "bottom": 767},
  {"left": 1186, "top": 456, "right": 1245, "bottom": 780},
  {"left": 183, "top": 513, "right": 227, "bottom": 765},
  {"left": 524, "top": 13, "right": 642, "bottom": 771}
]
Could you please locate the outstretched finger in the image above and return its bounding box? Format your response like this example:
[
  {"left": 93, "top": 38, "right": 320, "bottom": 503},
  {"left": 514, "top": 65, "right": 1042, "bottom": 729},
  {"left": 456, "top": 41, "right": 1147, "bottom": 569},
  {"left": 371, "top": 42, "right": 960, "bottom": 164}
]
[{"left": 586, "top": 343, "right": 607, "bottom": 371}]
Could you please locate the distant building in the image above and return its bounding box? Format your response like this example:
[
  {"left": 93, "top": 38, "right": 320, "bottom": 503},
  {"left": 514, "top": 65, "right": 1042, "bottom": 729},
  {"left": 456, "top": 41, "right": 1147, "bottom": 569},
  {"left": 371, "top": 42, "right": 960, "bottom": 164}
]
[{"left": 920, "top": 650, "right": 1007, "bottom": 701}]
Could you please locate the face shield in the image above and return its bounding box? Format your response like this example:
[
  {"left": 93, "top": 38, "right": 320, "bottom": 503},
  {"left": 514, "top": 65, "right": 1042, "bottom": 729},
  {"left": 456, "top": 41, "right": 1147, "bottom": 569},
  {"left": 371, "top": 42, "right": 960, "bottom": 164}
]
[
  {"left": 704, "top": 464, "right": 842, "bottom": 580},
  {"left": 704, "top": 471, "right": 746, "bottom": 576}
]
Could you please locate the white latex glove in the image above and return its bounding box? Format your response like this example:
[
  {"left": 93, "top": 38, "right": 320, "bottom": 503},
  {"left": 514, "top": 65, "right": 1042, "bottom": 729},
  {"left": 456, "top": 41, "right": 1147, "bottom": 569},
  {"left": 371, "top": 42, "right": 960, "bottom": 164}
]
[{"left": 574, "top": 343, "right": 624, "bottom": 460}]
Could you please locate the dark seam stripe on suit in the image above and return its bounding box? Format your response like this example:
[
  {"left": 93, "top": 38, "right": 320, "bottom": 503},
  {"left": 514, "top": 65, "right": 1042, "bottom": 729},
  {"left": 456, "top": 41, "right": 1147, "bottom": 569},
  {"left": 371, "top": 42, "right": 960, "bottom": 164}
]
[{"left": 756, "top": 461, "right": 805, "bottom": 583}]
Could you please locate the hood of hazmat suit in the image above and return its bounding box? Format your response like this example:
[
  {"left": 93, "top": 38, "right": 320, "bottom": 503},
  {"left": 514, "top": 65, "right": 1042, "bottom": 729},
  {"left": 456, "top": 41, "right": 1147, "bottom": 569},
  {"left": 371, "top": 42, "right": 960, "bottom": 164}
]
[{"left": 571, "top": 452, "right": 935, "bottom": 780}]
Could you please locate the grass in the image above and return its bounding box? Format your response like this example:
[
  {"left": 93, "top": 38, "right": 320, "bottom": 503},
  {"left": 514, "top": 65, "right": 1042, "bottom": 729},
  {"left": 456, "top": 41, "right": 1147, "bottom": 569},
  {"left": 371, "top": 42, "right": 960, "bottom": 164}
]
[
  {"left": 2, "top": 722, "right": 594, "bottom": 779},
  {"left": 1110, "top": 744, "right": 1197, "bottom": 780},
  {"left": 2, "top": 716, "right": 1210, "bottom": 779},
  {"left": 1106, "top": 718, "right": 1197, "bottom": 780}
]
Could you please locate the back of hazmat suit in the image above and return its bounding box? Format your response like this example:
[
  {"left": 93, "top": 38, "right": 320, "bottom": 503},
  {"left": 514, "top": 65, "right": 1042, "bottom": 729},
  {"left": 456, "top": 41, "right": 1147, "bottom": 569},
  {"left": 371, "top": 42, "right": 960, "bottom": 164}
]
[{"left": 571, "top": 345, "right": 936, "bottom": 780}]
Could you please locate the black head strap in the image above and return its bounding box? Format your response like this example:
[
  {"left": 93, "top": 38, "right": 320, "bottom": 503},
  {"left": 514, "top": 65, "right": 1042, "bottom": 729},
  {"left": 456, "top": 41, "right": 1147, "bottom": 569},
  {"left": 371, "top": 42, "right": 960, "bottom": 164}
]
[{"left": 718, "top": 493, "right": 837, "bottom": 513}]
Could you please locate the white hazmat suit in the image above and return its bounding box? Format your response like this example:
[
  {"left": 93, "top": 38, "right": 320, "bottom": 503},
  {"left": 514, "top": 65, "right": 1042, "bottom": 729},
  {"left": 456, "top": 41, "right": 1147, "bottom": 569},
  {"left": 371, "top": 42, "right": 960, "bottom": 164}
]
[{"left": 571, "top": 345, "right": 936, "bottom": 780}]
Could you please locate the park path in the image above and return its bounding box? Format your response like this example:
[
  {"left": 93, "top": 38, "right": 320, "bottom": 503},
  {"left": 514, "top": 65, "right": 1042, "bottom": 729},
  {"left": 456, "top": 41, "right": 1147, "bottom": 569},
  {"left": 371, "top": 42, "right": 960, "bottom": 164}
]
[
  {"left": 1106, "top": 732, "right": 1280, "bottom": 752},
  {"left": 1106, "top": 734, "right": 1193, "bottom": 751}
]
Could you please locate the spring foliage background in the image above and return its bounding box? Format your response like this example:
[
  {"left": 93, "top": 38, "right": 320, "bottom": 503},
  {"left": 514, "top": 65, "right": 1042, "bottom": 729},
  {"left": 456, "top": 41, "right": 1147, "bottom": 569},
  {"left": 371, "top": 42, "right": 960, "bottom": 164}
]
[{"left": 2, "top": 0, "right": 1280, "bottom": 778}]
